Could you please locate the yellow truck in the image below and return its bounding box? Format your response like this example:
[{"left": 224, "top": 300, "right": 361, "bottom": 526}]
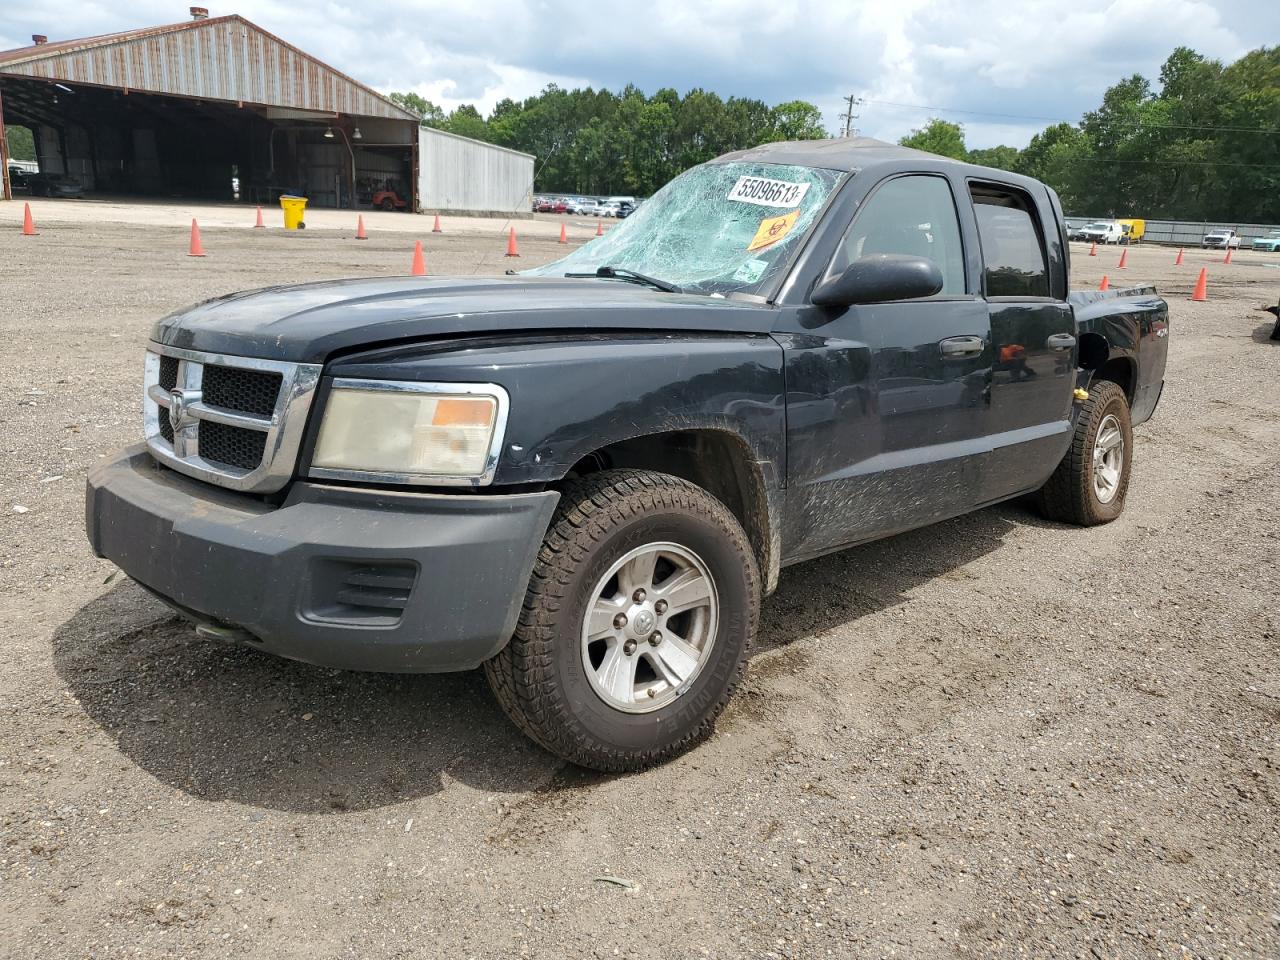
[{"left": 1117, "top": 218, "right": 1146, "bottom": 244}]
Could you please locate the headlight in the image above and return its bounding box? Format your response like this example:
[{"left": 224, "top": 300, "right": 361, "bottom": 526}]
[{"left": 309, "top": 379, "right": 509, "bottom": 486}]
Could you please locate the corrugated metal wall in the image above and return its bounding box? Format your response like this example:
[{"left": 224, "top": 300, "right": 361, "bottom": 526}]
[
  {"left": 1070, "top": 216, "right": 1280, "bottom": 246},
  {"left": 418, "top": 127, "right": 533, "bottom": 214},
  {"left": 0, "top": 16, "right": 414, "bottom": 121}
]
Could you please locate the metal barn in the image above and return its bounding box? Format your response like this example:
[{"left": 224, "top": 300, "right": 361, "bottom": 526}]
[
  {"left": 0, "top": 9, "right": 532, "bottom": 215},
  {"left": 418, "top": 126, "right": 534, "bottom": 215}
]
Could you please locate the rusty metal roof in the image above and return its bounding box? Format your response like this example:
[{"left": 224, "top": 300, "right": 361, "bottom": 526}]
[{"left": 0, "top": 15, "right": 417, "bottom": 122}]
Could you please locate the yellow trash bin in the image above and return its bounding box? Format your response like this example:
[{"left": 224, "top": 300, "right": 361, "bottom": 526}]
[{"left": 279, "top": 195, "right": 307, "bottom": 230}]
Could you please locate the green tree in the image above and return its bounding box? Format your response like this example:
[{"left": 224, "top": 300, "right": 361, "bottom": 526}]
[
  {"left": 898, "top": 119, "right": 967, "bottom": 159},
  {"left": 442, "top": 104, "right": 490, "bottom": 142},
  {"left": 966, "top": 144, "right": 1021, "bottom": 171},
  {"left": 769, "top": 101, "right": 828, "bottom": 141},
  {"left": 388, "top": 92, "right": 446, "bottom": 126},
  {"left": 5, "top": 126, "right": 36, "bottom": 162}
]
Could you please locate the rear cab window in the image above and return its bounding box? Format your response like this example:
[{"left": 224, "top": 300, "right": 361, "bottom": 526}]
[{"left": 970, "top": 185, "right": 1051, "bottom": 299}]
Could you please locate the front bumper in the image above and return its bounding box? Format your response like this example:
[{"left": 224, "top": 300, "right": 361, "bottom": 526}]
[{"left": 86, "top": 445, "right": 559, "bottom": 672}]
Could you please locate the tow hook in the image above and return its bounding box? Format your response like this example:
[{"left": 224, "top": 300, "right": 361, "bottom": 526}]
[{"left": 194, "top": 621, "right": 256, "bottom": 643}]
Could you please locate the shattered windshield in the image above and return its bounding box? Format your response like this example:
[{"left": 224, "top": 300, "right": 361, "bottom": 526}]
[{"left": 525, "top": 161, "right": 845, "bottom": 297}]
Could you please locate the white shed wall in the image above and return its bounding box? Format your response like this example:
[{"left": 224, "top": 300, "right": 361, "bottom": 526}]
[{"left": 418, "top": 126, "right": 533, "bottom": 215}]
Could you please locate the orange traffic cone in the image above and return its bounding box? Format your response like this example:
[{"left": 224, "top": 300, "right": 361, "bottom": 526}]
[
  {"left": 254, "top": 206, "right": 265, "bottom": 229},
  {"left": 432, "top": 214, "right": 443, "bottom": 234},
  {"left": 595, "top": 219, "right": 604, "bottom": 237},
  {"left": 1174, "top": 247, "right": 1184, "bottom": 265},
  {"left": 559, "top": 222, "right": 567, "bottom": 244},
  {"left": 1223, "top": 247, "right": 1233, "bottom": 264},
  {"left": 1099, "top": 275, "right": 1109, "bottom": 291},
  {"left": 1088, "top": 241, "right": 1097, "bottom": 257},
  {"left": 411, "top": 240, "right": 426, "bottom": 276},
  {"left": 505, "top": 227, "right": 520, "bottom": 257},
  {"left": 1117, "top": 248, "right": 1127, "bottom": 269},
  {"left": 1190, "top": 268, "right": 1208, "bottom": 301},
  {"left": 21, "top": 202, "right": 37, "bottom": 236},
  {"left": 188, "top": 219, "right": 206, "bottom": 257},
  {"left": 355, "top": 215, "right": 367, "bottom": 240}
]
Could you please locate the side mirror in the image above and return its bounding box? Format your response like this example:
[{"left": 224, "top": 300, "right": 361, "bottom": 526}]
[{"left": 811, "top": 254, "right": 944, "bottom": 308}]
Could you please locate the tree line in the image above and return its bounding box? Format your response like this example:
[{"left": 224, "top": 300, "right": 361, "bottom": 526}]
[
  {"left": 899, "top": 46, "right": 1279, "bottom": 222},
  {"left": 388, "top": 86, "right": 826, "bottom": 196}
]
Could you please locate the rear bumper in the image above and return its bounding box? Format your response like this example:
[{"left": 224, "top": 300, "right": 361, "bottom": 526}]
[{"left": 86, "top": 445, "right": 558, "bottom": 672}]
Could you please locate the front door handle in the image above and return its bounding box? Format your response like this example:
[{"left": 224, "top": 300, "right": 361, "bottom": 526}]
[
  {"left": 939, "top": 336, "right": 985, "bottom": 358},
  {"left": 1046, "top": 333, "right": 1077, "bottom": 351}
]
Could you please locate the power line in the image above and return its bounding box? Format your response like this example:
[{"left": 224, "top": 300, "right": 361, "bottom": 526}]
[{"left": 863, "top": 97, "right": 1280, "bottom": 135}]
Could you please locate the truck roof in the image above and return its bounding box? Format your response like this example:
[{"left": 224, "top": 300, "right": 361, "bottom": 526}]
[
  {"left": 713, "top": 137, "right": 1047, "bottom": 197},
  {"left": 715, "top": 136, "right": 939, "bottom": 173}
]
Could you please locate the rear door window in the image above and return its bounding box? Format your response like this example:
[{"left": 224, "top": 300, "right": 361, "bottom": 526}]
[{"left": 970, "top": 186, "right": 1050, "bottom": 298}]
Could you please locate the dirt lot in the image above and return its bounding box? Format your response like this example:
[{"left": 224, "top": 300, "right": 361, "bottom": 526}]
[{"left": 1, "top": 214, "right": 1278, "bottom": 959}]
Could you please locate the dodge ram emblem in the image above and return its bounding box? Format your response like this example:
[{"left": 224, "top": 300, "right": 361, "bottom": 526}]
[{"left": 169, "top": 389, "right": 193, "bottom": 430}]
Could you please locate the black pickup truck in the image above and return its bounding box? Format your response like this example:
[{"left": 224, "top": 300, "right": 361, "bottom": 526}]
[{"left": 87, "top": 138, "right": 1169, "bottom": 771}]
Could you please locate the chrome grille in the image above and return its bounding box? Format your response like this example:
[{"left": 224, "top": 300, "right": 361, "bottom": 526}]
[{"left": 143, "top": 344, "right": 322, "bottom": 493}]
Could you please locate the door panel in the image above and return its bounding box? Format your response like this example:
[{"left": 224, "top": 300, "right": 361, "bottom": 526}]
[
  {"left": 780, "top": 298, "right": 992, "bottom": 560},
  {"left": 986, "top": 301, "right": 1076, "bottom": 494},
  {"left": 969, "top": 184, "right": 1076, "bottom": 499}
]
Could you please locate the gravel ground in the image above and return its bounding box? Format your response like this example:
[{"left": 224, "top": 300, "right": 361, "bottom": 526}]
[{"left": 1, "top": 219, "right": 1278, "bottom": 959}]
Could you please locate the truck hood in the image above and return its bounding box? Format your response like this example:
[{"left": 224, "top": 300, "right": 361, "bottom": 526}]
[{"left": 152, "top": 276, "right": 774, "bottom": 363}]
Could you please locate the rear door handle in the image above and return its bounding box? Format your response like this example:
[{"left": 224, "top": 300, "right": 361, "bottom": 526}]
[
  {"left": 939, "top": 336, "right": 985, "bottom": 358},
  {"left": 1046, "top": 333, "right": 1077, "bottom": 351}
]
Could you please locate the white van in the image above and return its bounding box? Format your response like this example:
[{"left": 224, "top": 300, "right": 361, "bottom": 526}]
[{"left": 1079, "top": 221, "right": 1125, "bottom": 245}]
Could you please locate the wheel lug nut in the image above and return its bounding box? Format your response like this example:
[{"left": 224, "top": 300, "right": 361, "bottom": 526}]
[
  {"left": 632, "top": 588, "right": 646, "bottom": 603},
  {"left": 649, "top": 631, "right": 662, "bottom": 646},
  {"left": 613, "top": 613, "right": 627, "bottom": 629},
  {"left": 623, "top": 640, "right": 637, "bottom": 656},
  {"left": 654, "top": 599, "right": 668, "bottom": 614}
]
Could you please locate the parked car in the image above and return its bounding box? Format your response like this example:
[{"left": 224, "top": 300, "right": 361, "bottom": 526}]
[
  {"left": 535, "top": 197, "right": 567, "bottom": 214},
  {"left": 26, "top": 173, "right": 83, "bottom": 198},
  {"left": 597, "top": 201, "right": 622, "bottom": 218},
  {"left": 615, "top": 200, "right": 636, "bottom": 219},
  {"left": 1250, "top": 230, "right": 1280, "bottom": 252},
  {"left": 566, "top": 198, "right": 597, "bottom": 216},
  {"left": 6, "top": 164, "right": 32, "bottom": 193},
  {"left": 1078, "top": 221, "right": 1125, "bottom": 244},
  {"left": 1203, "top": 229, "right": 1240, "bottom": 249},
  {"left": 86, "top": 139, "right": 1169, "bottom": 772},
  {"left": 1064, "top": 219, "right": 1089, "bottom": 240}
]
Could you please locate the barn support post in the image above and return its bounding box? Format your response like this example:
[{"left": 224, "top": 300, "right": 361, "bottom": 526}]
[{"left": 0, "top": 87, "right": 12, "bottom": 202}]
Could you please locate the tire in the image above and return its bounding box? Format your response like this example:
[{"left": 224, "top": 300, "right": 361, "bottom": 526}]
[
  {"left": 484, "top": 469, "right": 760, "bottom": 772},
  {"left": 380, "top": 198, "right": 395, "bottom": 211},
  {"left": 1036, "top": 380, "right": 1133, "bottom": 526}
]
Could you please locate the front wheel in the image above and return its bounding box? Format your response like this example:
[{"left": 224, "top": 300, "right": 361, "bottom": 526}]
[
  {"left": 1036, "top": 380, "right": 1133, "bottom": 525},
  {"left": 484, "top": 470, "right": 760, "bottom": 772}
]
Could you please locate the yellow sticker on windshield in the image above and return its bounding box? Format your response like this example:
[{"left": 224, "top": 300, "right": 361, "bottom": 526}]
[{"left": 748, "top": 211, "right": 800, "bottom": 252}]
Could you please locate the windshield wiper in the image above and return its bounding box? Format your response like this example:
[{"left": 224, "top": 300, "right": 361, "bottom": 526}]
[{"left": 565, "top": 265, "right": 684, "bottom": 294}]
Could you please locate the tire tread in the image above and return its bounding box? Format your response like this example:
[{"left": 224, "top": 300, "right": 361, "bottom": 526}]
[{"left": 484, "top": 469, "right": 759, "bottom": 772}]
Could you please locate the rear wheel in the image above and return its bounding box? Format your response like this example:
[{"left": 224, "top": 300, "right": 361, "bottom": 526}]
[
  {"left": 484, "top": 469, "right": 759, "bottom": 772},
  {"left": 1036, "top": 380, "right": 1133, "bottom": 525}
]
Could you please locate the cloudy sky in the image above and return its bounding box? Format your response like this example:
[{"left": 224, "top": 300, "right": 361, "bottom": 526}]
[{"left": 1, "top": 0, "right": 1275, "bottom": 148}]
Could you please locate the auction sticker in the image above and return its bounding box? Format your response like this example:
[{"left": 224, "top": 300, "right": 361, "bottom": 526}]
[
  {"left": 748, "top": 211, "right": 801, "bottom": 252},
  {"left": 727, "top": 175, "right": 810, "bottom": 208}
]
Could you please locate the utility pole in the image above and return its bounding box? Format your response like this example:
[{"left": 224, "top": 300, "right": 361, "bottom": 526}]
[{"left": 839, "top": 96, "right": 863, "bottom": 138}]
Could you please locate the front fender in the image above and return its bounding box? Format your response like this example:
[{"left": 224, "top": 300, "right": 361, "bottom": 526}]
[{"left": 326, "top": 332, "right": 788, "bottom": 486}]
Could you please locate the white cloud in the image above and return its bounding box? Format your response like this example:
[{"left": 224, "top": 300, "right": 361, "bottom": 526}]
[{"left": 2, "top": 0, "right": 1273, "bottom": 149}]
